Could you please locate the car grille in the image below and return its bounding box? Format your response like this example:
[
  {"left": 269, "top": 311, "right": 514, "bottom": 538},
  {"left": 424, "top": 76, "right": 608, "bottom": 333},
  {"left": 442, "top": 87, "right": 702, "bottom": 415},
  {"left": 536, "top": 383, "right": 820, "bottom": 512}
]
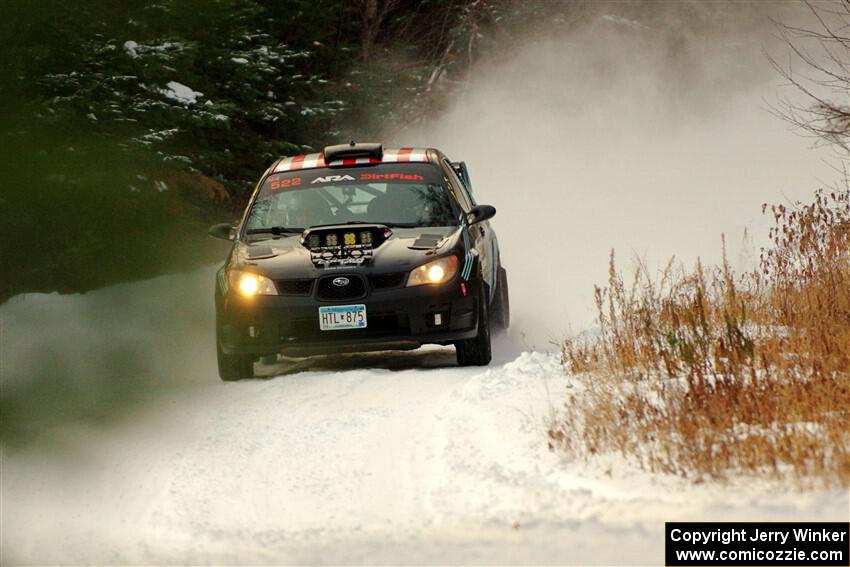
[
  {"left": 369, "top": 272, "right": 406, "bottom": 290},
  {"left": 277, "top": 279, "right": 314, "bottom": 296},
  {"left": 316, "top": 275, "right": 366, "bottom": 300}
]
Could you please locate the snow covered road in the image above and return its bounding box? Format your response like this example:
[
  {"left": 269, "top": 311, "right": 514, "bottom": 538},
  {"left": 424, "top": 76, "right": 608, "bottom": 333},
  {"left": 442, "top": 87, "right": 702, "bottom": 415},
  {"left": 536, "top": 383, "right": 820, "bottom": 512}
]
[
  {"left": 5, "top": 350, "right": 847, "bottom": 564},
  {"left": 2, "top": 272, "right": 847, "bottom": 564}
]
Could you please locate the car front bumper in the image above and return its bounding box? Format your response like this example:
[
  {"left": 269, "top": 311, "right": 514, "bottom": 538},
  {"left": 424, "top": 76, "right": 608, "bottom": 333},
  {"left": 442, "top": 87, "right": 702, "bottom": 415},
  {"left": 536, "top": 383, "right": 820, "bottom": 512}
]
[{"left": 217, "top": 278, "right": 480, "bottom": 357}]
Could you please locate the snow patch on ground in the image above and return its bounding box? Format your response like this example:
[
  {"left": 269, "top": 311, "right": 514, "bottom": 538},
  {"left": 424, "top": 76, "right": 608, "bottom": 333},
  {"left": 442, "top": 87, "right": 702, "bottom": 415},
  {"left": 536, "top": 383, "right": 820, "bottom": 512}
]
[
  {"left": 123, "top": 40, "right": 186, "bottom": 59},
  {"left": 601, "top": 14, "right": 649, "bottom": 30},
  {"left": 123, "top": 40, "right": 139, "bottom": 58},
  {"left": 160, "top": 81, "right": 203, "bottom": 105}
]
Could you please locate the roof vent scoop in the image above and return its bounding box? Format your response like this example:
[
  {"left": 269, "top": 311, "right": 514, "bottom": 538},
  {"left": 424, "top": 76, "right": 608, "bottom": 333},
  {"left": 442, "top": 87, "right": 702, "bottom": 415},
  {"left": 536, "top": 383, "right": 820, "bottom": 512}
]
[{"left": 323, "top": 142, "right": 383, "bottom": 163}]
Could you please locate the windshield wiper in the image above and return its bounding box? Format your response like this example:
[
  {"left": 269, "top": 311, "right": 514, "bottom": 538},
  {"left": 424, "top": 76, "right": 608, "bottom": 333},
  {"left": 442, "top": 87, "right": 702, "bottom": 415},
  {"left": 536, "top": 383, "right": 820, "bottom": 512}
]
[
  {"left": 306, "top": 221, "right": 374, "bottom": 229},
  {"left": 307, "top": 220, "right": 420, "bottom": 229},
  {"left": 379, "top": 222, "right": 419, "bottom": 228},
  {"left": 246, "top": 226, "right": 304, "bottom": 235}
]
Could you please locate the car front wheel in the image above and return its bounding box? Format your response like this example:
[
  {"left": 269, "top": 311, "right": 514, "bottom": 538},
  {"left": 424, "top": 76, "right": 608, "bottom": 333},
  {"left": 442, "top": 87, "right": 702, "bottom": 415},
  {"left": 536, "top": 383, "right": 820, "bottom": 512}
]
[
  {"left": 455, "top": 286, "right": 493, "bottom": 366},
  {"left": 217, "top": 343, "right": 256, "bottom": 381}
]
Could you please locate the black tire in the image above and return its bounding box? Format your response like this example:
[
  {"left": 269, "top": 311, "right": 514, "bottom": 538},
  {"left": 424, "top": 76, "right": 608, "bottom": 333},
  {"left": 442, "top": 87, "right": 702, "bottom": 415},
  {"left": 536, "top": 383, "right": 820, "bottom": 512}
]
[
  {"left": 456, "top": 286, "right": 493, "bottom": 366},
  {"left": 492, "top": 266, "right": 510, "bottom": 332},
  {"left": 217, "top": 343, "right": 255, "bottom": 381}
]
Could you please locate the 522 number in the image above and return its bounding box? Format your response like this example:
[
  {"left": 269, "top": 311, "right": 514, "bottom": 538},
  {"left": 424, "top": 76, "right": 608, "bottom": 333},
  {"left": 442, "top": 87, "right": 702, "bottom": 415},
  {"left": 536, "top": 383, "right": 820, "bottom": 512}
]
[{"left": 268, "top": 177, "right": 302, "bottom": 191}]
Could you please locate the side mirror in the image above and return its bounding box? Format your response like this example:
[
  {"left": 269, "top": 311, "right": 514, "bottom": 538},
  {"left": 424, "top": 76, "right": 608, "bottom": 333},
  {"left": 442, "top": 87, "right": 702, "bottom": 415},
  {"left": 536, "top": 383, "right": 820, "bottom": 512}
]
[
  {"left": 209, "top": 222, "right": 237, "bottom": 241},
  {"left": 466, "top": 204, "right": 496, "bottom": 226}
]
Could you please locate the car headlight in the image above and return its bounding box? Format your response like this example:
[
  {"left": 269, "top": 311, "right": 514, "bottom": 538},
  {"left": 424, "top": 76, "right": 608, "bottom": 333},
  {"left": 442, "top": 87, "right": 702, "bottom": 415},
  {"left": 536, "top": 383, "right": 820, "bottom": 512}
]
[
  {"left": 228, "top": 270, "right": 278, "bottom": 296},
  {"left": 407, "top": 255, "right": 460, "bottom": 287}
]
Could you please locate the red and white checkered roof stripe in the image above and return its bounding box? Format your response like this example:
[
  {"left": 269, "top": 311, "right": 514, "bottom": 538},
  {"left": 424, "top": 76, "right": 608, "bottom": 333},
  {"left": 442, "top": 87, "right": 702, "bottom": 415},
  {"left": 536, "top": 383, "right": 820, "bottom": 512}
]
[{"left": 273, "top": 147, "right": 430, "bottom": 173}]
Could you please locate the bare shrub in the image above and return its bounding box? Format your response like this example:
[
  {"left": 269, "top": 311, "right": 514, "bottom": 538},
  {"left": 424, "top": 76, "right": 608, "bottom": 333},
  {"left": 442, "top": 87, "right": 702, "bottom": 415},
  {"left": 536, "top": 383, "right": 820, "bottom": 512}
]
[
  {"left": 771, "top": 0, "right": 850, "bottom": 152},
  {"left": 552, "top": 190, "right": 850, "bottom": 486}
]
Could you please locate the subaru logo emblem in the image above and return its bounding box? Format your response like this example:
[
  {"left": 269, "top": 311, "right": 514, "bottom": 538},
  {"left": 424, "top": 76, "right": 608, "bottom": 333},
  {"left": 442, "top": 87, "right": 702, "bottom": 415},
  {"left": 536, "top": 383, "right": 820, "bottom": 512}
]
[{"left": 332, "top": 277, "right": 350, "bottom": 287}]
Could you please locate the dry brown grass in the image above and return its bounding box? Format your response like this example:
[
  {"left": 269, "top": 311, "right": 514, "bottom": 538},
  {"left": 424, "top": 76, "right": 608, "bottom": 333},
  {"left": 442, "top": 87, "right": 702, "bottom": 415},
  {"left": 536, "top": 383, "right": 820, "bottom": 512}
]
[{"left": 551, "top": 190, "right": 850, "bottom": 487}]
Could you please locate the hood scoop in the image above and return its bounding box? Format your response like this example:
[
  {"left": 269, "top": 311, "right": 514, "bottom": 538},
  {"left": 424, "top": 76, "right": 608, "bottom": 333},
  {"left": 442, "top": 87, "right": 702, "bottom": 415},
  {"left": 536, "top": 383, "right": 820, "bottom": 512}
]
[
  {"left": 408, "top": 234, "right": 445, "bottom": 250},
  {"left": 246, "top": 245, "right": 278, "bottom": 260}
]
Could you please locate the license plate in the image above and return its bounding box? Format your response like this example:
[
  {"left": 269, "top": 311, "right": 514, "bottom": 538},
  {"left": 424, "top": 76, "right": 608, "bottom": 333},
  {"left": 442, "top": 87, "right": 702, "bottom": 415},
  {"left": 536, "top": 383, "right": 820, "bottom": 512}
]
[{"left": 319, "top": 304, "right": 367, "bottom": 331}]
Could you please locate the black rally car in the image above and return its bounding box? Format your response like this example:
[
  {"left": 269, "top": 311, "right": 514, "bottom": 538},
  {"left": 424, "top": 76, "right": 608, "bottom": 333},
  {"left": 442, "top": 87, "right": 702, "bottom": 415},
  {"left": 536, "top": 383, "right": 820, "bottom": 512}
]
[{"left": 210, "top": 142, "right": 509, "bottom": 380}]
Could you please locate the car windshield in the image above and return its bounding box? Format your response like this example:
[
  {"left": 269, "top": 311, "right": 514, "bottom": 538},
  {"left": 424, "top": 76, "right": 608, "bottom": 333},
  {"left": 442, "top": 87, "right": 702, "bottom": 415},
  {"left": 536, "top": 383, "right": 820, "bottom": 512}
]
[{"left": 245, "top": 164, "right": 457, "bottom": 233}]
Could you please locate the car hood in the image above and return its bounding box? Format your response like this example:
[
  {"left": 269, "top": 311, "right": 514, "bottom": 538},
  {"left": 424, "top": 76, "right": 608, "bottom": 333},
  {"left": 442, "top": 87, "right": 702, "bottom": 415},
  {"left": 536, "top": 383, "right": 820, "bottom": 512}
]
[{"left": 230, "top": 226, "right": 462, "bottom": 279}]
